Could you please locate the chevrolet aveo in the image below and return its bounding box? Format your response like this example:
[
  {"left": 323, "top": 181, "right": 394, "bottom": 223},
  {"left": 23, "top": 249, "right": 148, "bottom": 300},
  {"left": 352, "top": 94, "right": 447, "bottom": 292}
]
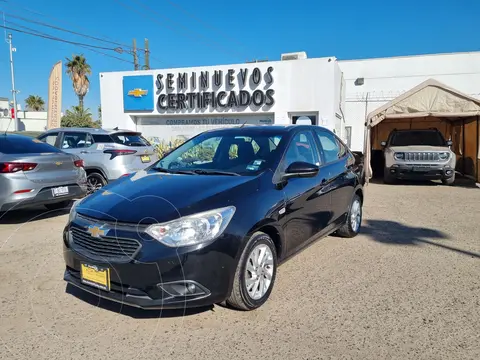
[{"left": 63, "top": 125, "right": 364, "bottom": 311}]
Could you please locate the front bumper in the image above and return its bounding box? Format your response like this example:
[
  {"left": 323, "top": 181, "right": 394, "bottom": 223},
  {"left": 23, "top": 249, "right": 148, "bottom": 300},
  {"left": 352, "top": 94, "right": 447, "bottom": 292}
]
[
  {"left": 62, "top": 222, "right": 237, "bottom": 310},
  {"left": 1, "top": 183, "right": 87, "bottom": 212},
  {"left": 387, "top": 164, "right": 454, "bottom": 180}
]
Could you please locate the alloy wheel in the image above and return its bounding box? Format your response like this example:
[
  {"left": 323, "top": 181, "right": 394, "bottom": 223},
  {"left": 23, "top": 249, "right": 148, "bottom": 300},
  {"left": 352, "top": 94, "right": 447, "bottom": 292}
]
[
  {"left": 244, "top": 244, "right": 274, "bottom": 300},
  {"left": 350, "top": 198, "right": 362, "bottom": 233}
]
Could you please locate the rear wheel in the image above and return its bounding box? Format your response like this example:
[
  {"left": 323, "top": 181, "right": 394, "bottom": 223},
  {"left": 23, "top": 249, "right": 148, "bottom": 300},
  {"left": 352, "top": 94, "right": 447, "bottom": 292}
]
[
  {"left": 336, "top": 194, "right": 363, "bottom": 238},
  {"left": 44, "top": 200, "right": 73, "bottom": 211},
  {"left": 86, "top": 172, "right": 107, "bottom": 194},
  {"left": 226, "top": 232, "right": 277, "bottom": 311}
]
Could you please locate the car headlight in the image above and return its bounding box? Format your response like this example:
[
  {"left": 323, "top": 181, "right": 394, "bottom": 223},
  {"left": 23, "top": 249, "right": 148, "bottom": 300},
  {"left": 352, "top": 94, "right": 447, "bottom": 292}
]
[
  {"left": 438, "top": 152, "right": 450, "bottom": 161},
  {"left": 145, "top": 206, "right": 236, "bottom": 247},
  {"left": 394, "top": 152, "right": 404, "bottom": 160}
]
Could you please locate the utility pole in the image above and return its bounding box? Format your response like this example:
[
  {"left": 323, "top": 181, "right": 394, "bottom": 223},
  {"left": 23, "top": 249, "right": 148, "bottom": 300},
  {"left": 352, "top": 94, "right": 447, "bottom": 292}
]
[
  {"left": 144, "top": 38, "right": 150, "bottom": 70},
  {"left": 7, "top": 33, "right": 18, "bottom": 131},
  {"left": 132, "top": 38, "right": 139, "bottom": 71}
]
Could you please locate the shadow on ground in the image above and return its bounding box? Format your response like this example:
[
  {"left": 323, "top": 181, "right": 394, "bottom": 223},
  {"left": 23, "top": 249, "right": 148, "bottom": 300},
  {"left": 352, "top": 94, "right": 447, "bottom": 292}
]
[
  {"left": 362, "top": 219, "right": 480, "bottom": 259},
  {"left": 65, "top": 283, "right": 214, "bottom": 319},
  {"left": 0, "top": 206, "right": 70, "bottom": 225},
  {"left": 369, "top": 175, "right": 479, "bottom": 189}
]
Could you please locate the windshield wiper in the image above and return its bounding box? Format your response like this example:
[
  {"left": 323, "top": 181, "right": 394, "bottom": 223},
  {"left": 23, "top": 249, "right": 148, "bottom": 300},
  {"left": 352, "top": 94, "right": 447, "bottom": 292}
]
[
  {"left": 152, "top": 167, "right": 198, "bottom": 175},
  {"left": 191, "top": 169, "right": 241, "bottom": 176}
]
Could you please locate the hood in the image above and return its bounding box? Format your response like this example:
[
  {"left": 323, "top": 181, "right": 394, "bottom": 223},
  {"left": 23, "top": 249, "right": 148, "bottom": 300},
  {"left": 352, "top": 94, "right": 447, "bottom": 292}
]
[
  {"left": 388, "top": 145, "right": 450, "bottom": 152},
  {"left": 75, "top": 169, "right": 260, "bottom": 224}
]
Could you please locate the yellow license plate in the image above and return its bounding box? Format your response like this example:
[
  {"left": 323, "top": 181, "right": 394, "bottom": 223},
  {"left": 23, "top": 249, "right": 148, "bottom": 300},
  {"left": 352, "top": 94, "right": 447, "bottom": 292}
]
[
  {"left": 141, "top": 155, "right": 151, "bottom": 163},
  {"left": 80, "top": 263, "right": 110, "bottom": 291}
]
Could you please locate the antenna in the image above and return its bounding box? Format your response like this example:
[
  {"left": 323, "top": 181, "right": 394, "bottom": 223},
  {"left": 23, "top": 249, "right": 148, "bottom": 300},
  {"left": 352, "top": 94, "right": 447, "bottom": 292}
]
[{"left": 239, "top": 120, "right": 248, "bottom": 128}]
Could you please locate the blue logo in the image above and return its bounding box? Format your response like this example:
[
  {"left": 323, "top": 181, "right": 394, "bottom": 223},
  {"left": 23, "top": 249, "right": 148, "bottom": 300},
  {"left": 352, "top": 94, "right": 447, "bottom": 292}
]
[{"left": 122, "top": 75, "right": 154, "bottom": 111}]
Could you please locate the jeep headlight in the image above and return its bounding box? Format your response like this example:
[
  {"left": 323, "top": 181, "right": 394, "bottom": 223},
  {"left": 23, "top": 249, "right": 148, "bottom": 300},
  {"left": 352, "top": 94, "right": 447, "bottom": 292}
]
[
  {"left": 438, "top": 152, "right": 450, "bottom": 161},
  {"left": 146, "top": 206, "right": 236, "bottom": 247},
  {"left": 68, "top": 199, "right": 81, "bottom": 223},
  {"left": 394, "top": 152, "right": 405, "bottom": 160}
]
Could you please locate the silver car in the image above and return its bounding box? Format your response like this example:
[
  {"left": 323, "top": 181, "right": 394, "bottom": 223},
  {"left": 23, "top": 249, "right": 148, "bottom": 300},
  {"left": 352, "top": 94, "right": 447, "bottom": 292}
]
[
  {"left": 0, "top": 133, "right": 87, "bottom": 213},
  {"left": 37, "top": 128, "right": 158, "bottom": 193}
]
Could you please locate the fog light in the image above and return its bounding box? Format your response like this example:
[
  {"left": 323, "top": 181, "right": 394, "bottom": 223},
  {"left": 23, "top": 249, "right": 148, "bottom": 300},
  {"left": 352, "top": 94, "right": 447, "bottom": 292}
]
[
  {"left": 390, "top": 169, "right": 396, "bottom": 174},
  {"left": 158, "top": 281, "right": 208, "bottom": 297},
  {"left": 446, "top": 170, "right": 453, "bottom": 175}
]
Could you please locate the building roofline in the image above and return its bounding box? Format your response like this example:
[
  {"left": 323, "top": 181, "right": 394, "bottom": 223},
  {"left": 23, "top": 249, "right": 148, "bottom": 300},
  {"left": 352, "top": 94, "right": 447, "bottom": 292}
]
[{"left": 338, "top": 50, "right": 480, "bottom": 63}]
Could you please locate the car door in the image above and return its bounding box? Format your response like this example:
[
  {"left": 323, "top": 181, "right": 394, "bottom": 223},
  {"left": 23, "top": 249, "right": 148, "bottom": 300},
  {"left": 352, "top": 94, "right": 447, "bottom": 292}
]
[
  {"left": 59, "top": 131, "right": 96, "bottom": 166},
  {"left": 279, "top": 130, "right": 333, "bottom": 257},
  {"left": 313, "top": 129, "right": 356, "bottom": 225}
]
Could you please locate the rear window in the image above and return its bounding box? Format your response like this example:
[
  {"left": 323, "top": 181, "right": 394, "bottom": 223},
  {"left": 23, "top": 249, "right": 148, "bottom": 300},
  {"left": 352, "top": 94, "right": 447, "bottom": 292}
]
[
  {"left": 109, "top": 132, "right": 150, "bottom": 147},
  {"left": 0, "top": 135, "right": 63, "bottom": 154}
]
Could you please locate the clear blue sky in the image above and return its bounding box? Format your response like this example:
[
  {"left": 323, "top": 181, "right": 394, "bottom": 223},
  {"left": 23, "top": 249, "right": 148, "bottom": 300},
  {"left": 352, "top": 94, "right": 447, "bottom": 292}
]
[{"left": 0, "top": 0, "right": 478, "bottom": 115}]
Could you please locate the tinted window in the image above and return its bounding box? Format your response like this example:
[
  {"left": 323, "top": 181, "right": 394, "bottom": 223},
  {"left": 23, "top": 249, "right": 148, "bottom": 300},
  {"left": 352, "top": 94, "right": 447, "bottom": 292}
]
[
  {"left": 62, "top": 132, "right": 93, "bottom": 149},
  {"left": 0, "top": 135, "right": 62, "bottom": 154},
  {"left": 315, "top": 130, "right": 342, "bottom": 164},
  {"left": 38, "top": 132, "right": 59, "bottom": 146},
  {"left": 284, "top": 131, "right": 319, "bottom": 168},
  {"left": 110, "top": 132, "right": 150, "bottom": 147},
  {"left": 92, "top": 134, "right": 114, "bottom": 143},
  {"left": 390, "top": 130, "right": 446, "bottom": 146},
  {"left": 156, "top": 130, "right": 284, "bottom": 176}
]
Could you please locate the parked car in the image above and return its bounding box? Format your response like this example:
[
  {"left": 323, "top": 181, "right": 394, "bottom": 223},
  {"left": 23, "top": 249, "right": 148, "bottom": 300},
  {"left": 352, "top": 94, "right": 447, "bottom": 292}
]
[
  {"left": 63, "top": 125, "right": 364, "bottom": 311},
  {"left": 381, "top": 128, "right": 456, "bottom": 185},
  {"left": 36, "top": 128, "right": 158, "bottom": 194},
  {"left": 0, "top": 133, "right": 87, "bottom": 213}
]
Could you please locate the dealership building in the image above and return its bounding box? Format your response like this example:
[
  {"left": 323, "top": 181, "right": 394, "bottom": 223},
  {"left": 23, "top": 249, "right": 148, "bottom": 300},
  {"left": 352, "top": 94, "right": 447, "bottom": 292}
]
[{"left": 100, "top": 51, "right": 480, "bottom": 159}]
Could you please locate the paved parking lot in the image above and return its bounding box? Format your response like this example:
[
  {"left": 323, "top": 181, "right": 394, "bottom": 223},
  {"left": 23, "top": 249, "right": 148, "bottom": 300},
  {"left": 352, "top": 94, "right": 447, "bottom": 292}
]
[{"left": 0, "top": 181, "right": 479, "bottom": 360}]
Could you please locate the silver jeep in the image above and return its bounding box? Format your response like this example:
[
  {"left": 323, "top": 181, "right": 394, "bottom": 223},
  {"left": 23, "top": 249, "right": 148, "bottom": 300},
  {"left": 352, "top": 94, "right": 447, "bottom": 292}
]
[{"left": 381, "top": 128, "right": 456, "bottom": 185}]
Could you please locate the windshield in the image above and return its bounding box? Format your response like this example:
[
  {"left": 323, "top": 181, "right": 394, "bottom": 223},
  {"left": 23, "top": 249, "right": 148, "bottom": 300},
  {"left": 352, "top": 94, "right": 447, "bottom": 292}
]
[
  {"left": 390, "top": 131, "right": 447, "bottom": 147},
  {"left": 110, "top": 132, "right": 151, "bottom": 147},
  {"left": 154, "top": 130, "right": 284, "bottom": 176}
]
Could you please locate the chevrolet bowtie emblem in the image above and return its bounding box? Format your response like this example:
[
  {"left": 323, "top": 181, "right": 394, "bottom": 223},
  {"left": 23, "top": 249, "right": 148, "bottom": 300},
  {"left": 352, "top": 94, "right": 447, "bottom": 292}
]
[
  {"left": 128, "top": 88, "right": 148, "bottom": 98},
  {"left": 55, "top": 161, "right": 63, "bottom": 166},
  {"left": 86, "top": 225, "right": 107, "bottom": 238}
]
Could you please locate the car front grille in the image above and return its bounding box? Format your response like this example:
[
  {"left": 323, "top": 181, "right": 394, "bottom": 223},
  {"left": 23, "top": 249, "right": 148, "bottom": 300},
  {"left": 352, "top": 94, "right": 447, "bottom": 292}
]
[
  {"left": 70, "top": 227, "right": 141, "bottom": 262},
  {"left": 404, "top": 152, "right": 440, "bottom": 162}
]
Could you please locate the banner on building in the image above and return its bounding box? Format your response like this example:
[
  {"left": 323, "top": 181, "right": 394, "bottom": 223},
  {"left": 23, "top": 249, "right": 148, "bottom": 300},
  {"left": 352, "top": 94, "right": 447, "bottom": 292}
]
[{"left": 47, "top": 61, "right": 62, "bottom": 129}]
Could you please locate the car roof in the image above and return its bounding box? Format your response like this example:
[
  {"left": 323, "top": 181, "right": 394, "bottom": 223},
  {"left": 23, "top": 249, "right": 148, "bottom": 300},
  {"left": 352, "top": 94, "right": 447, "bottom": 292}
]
[{"left": 40, "top": 127, "right": 139, "bottom": 135}]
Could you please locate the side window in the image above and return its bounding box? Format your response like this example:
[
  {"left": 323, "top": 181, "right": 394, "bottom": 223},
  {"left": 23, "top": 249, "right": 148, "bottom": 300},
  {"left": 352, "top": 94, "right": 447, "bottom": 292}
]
[
  {"left": 315, "top": 130, "right": 344, "bottom": 164},
  {"left": 38, "top": 133, "right": 59, "bottom": 147},
  {"left": 62, "top": 132, "right": 91, "bottom": 149},
  {"left": 283, "top": 131, "right": 318, "bottom": 168},
  {"left": 91, "top": 134, "right": 114, "bottom": 143}
]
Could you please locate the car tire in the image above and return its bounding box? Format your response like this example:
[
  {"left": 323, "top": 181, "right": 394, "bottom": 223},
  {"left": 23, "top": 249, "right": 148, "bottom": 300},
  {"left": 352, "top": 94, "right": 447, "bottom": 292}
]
[
  {"left": 86, "top": 172, "right": 107, "bottom": 194},
  {"left": 226, "top": 231, "right": 278, "bottom": 311},
  {"left": 44, "top": 200, "right": 73, "bottom": 211},
  {"left": 383, "top": 167, "right": 396, "bottom": 184},
  {"left": 336, "top": 194, "right": 363, "bottom": 238},
  {"left": 442, "top": 173, "right": 455, "bottom": 186}
]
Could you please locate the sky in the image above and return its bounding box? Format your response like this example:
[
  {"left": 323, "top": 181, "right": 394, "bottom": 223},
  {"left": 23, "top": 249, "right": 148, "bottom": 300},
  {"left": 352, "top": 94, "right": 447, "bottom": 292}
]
[{"left": 0, "top": 0, "right": 478, "bottom": 115}]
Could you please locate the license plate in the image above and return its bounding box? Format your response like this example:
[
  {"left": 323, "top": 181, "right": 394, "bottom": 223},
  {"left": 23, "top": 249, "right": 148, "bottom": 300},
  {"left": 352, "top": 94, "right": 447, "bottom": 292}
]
[
  {"left": 141, "top": 155, "right": 151, "bottom": 163},
  {"left": 51, "top": 186, "right": 69, "bottom": 197},
  {"left": 80, "top": 263, "right": 110, "bottom": 291},
  {"left": 413, "top": 167, "right": 429, "bottom": 172}
]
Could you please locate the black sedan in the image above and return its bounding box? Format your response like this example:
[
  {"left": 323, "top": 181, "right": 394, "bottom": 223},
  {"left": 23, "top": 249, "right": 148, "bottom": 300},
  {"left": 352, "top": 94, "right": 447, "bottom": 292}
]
[{"left": 63, "top": 125, "right": 364, "bottom": 311}]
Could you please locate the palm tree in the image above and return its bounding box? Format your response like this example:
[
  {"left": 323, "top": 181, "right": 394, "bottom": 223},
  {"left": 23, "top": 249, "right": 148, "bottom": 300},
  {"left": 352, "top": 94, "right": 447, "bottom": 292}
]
[
  {"left": 65, "top": 54, "right": 91, "bottom": 109},
  {"left": 25, "top": 95, "right": 45, "bottom": 111},
  {"left": 60, "top": 105, "right": 95, "bottom": 128}
]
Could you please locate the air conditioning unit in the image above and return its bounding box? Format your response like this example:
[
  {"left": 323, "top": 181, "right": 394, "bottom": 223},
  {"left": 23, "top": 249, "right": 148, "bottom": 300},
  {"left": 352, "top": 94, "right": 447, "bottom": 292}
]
[{"left": 281, "top": 51, "right": 307, "bottom": 61}]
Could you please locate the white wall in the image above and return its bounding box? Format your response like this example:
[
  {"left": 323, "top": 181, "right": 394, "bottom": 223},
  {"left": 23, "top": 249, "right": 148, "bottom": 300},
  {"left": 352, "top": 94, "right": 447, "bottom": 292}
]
[
  {"left": 339, "top": 51, "right": 480, "bottom": 151},
  {"left": 100, "top": 57, "right": 344, "bottom": 142},
  {"left": 0, "top": 110, "right": 47, "bottom": 132}
]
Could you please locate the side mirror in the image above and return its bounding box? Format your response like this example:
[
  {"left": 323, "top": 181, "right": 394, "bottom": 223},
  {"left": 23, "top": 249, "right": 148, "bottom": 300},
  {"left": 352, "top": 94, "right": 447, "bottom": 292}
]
[
  {"left": 283, "top": 161, "right": 319, "bottom": 179},
  {"left": 446, "top": 140, "right": 453, "bottom": 146},
  {"left": 380, "top": 141, "right": 387, "bottom": 147}
]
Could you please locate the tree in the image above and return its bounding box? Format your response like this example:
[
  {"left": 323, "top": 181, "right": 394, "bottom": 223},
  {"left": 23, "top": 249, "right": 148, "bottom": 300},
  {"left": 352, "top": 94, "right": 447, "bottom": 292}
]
[
  {"left": 25, "top": 95, "right": 45, "bottom": 111},
  {"left": 65, "top": 54, "right": 91, "bottom": 109},
  {"left": 60, "top": 106, "right": 98, "bottom": 128}
]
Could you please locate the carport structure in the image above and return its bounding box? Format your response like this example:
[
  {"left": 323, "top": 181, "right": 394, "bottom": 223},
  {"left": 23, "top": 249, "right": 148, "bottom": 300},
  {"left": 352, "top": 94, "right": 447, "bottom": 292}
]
[{"left": 363, "top": 79, "right": 480, "bottom": 184}]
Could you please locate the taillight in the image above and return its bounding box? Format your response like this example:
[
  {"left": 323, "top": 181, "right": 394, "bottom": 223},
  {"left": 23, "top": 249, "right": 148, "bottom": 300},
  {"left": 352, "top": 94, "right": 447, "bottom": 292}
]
[
  {"left": 74, "top": 159, "right": 84, "bottom": 168},
  {"left": 103, "top": 149, "right": 137, "bottom": 160},
  {"left": 0, "top": 162, "right": 37, "bottom": 173}
]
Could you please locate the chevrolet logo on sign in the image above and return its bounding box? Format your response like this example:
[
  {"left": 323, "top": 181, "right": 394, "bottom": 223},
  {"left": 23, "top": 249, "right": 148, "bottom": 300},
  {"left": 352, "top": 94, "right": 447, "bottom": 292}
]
[
  {"left": 127, "top": 88, "right": 148, "bottom": 98},
  {"left": 86, "top": 225, "right": 107, "bottom": 238}
]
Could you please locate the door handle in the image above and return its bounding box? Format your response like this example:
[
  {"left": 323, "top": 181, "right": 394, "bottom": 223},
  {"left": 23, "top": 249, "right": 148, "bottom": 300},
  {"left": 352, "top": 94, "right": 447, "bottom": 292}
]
[{"left": 80, "top": 151, "right": 89, "bottom": 154}]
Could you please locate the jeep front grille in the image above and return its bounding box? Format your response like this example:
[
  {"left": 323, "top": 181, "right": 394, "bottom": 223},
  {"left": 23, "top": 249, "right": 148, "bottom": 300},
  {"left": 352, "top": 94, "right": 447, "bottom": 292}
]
[{"left": 404, "top": 152, "right": 440, "bottom": 162}]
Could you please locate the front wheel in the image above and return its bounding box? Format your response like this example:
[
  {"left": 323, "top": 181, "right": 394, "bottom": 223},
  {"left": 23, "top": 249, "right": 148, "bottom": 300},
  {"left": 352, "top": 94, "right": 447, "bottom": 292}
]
[
  {"left": 442, "top": 173, "right": 455, "bottom": 186},
  {"left": 226, "top": 232, "right": 278, "bottom": 311},
  {"left": 336, "top": 194, "right": 363, "bottom": 238},
  {"left": 86, "top": 172, "right": 107, "bottom": 195}
]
